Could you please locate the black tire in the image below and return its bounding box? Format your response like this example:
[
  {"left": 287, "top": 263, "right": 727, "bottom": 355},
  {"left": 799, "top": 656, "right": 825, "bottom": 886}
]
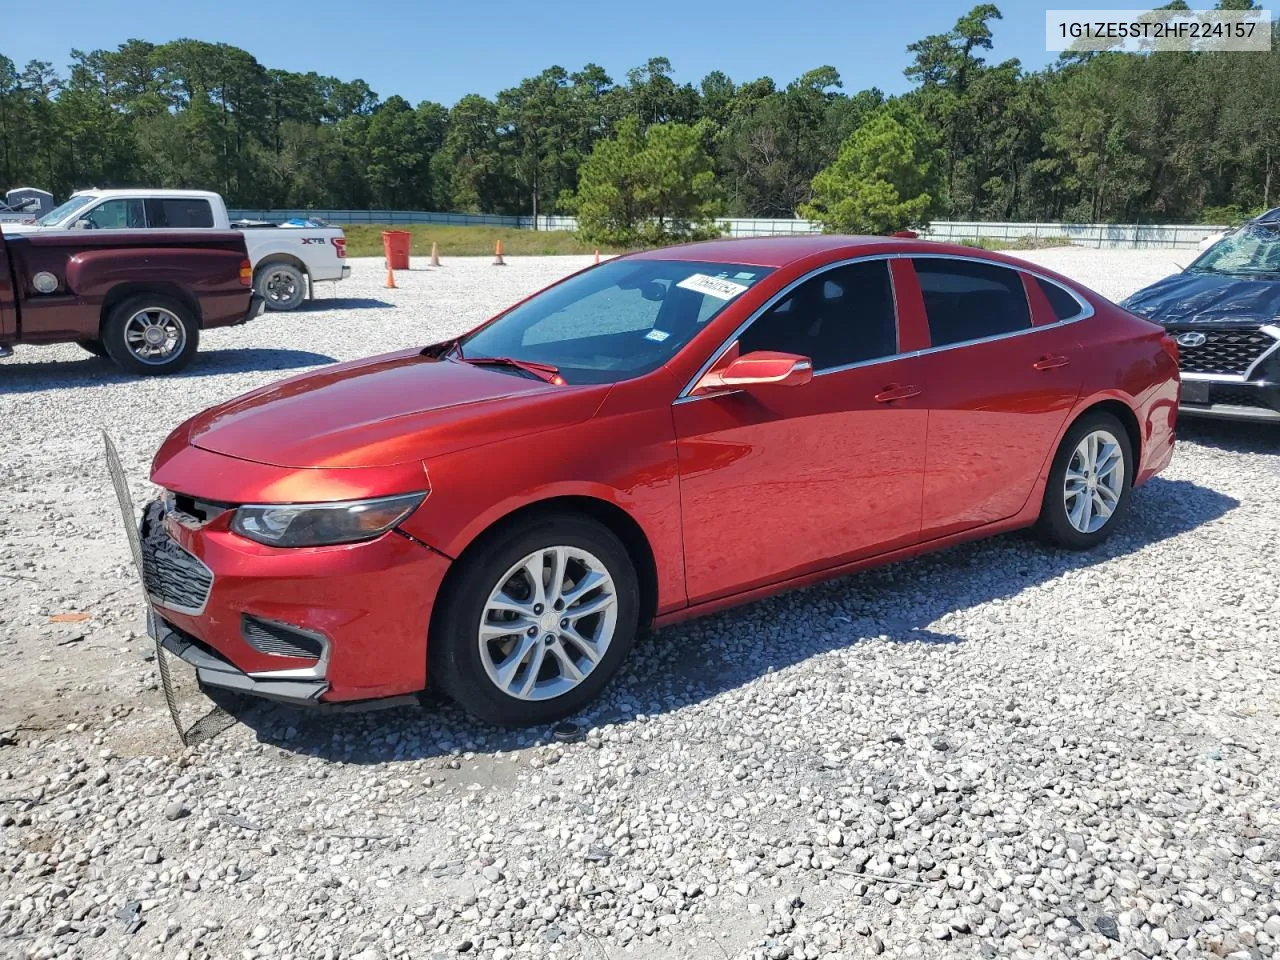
[
  {"left": 255, "top": 262, "right": 307, "bottom": 311},
  {"left": 1036, "top": 410, "right": 1134, "bottom": 550},
  {"left": 76, "top": 339, "right": 108, "bottom": 358},
  {"left": 101, "top": 294, "right": 199, "bottom": 375},
  {"left": 429, "top": 513, "right": 640, "bottom": 727}
]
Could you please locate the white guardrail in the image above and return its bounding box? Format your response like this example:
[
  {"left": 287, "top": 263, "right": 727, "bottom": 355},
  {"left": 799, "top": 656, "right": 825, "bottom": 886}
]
[{"left": 229, "top": 210, "right": 1226, "bottom": 250}]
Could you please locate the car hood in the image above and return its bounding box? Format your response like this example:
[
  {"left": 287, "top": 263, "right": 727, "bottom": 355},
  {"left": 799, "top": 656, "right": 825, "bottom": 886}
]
[
  {"left": 1121, "top": 271, "right": 1280, "bottom": 325},
  {"left": 183, "top": 348, "right": 610, "bottom": 468}
]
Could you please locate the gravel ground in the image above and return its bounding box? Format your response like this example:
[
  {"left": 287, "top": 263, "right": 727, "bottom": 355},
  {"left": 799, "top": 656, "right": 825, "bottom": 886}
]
[{"left": 1, "top": 248, "right": 1278, "bottom": 960}]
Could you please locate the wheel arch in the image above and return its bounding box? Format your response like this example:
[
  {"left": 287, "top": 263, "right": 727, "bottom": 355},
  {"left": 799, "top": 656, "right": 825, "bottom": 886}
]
[
  {"left": 1080, "top": 397, "right": 1142, "bottom": 467},
  {"left": 253, "top": 253, "right": 309, "bottom": 278},
  {"left": 100, "top": 283, "right": 202, "bottom": 332},
  {"left": 432, "top": 494, "right": 661, "bottom": 633}
]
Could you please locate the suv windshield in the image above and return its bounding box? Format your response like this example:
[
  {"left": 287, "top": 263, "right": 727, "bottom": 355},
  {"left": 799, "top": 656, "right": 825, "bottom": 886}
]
[
  {"left": 456, "top": 259, "right": 773, "bottom": 384},
  {"left": 36, "top": 194, "right": 95, "bottom": 226},
  {"left": 1189, "top": 223, "right": 1280, "bottom": 277}
]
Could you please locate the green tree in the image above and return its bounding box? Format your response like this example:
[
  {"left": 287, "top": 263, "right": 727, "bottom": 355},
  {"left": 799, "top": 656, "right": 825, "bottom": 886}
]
[
  {"left": 800, "top": 106, "right": 941, "bottom": 234},
  {"left": 569, "top": 115, "right": 722, "bottom": 245}
]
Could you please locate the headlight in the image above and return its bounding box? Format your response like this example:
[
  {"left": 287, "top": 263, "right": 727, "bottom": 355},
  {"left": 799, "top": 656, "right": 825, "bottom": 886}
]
[{"left": 230, "top": 492, "right": 426, "bottom": 547}]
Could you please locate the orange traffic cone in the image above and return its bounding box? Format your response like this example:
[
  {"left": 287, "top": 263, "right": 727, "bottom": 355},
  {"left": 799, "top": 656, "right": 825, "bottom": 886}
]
[
  {"left": 385, "top": 262, "right": 397, "bottom": 288},
  {"left": 492, "top": 239, "right": 506, "bottom": 266},
  {"left": 430, "top": 241, "right": 441, "bottom": 267},
  {"left": 593, "top": 249, "right": 600, "bottom": 265}
]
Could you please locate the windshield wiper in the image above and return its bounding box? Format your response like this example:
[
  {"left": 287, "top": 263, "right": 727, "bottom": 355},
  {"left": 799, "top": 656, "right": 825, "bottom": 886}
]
[{"left": 458, "top": 355, "right": 564, "bottom": 384}]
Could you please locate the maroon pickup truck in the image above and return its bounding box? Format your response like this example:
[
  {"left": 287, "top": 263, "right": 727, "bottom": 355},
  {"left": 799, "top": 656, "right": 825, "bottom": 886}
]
[{"left": 0, "top": 226, "right": 263, "bottom": 374}]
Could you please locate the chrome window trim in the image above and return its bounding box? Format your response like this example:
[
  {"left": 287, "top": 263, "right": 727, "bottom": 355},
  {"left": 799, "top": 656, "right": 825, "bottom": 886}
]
[
  {"left": 1178, "top": 324, "right": 1280, "bottom": 383},
  {"left": 674, "top": 251, "right": 1095, "bottom": 403}
]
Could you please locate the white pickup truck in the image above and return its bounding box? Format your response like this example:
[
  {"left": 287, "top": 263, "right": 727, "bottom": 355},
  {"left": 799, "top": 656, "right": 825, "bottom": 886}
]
[{"left": 5, "top": 189, "right": 349, "bottom": 311}]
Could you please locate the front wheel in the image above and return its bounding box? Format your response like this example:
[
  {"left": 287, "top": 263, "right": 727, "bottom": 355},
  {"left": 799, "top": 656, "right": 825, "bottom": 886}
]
[
  {"left": 1036, "top": 411, "right": 1133, "bottom": 550},
  {"left": 429, "top": 514, "right": 640, "bottom": 727},
  {"left": 101, "top": 295, "right": 199, "bottom": 375},
  {"left": 255, "top": 262, "right": 307, "bottom": 311}
]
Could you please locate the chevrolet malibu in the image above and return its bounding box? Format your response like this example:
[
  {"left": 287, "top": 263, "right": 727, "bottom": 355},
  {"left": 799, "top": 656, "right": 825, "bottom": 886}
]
[{"left": 140, "top": 236, "right": 1179, "bottom": 727}]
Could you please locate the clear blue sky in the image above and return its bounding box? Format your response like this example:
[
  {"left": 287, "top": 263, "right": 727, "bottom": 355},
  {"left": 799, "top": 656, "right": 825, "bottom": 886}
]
[{"left": 6, "top": 0, "right": 1066, "bottom": 104}]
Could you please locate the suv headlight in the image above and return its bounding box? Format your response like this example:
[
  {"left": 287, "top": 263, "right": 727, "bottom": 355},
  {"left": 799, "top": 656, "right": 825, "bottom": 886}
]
[{"left": 230, "top": 492, "right": 426, "bottom": 547}]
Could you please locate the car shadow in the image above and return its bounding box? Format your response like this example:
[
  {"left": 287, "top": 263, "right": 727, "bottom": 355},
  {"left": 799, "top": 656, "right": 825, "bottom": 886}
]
[
  {"left": 224, "top": 475, "right": 1237, "bottom": 763},
  {"left": 1177, "top": 417, "right": 1279, "bottom": 455},
  {"left": 299, "top": 297, "right": 394, "bottom": 310},
  {"left": 0, "top": 348, "right": 336, "bottom": 393}
]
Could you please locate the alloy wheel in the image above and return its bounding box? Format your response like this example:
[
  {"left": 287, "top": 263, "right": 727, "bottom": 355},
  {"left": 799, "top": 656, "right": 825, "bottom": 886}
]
[
  {"left": 1063, "top": 428, "right": 1125, "bottom": 534},
  {"left": 478, "top": 546, "right": 618, "bottom": 702},
  {"left": 123, "top": 308, "right": 186, "bottom": 365},
  {"left": 265, "top": 270, "right": 298, "bottom": 304}
]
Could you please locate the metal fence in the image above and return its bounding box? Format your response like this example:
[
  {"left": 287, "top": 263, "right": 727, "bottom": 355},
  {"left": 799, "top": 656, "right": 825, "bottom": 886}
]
[
  {"left": 921, "top": 220, "right": 1223, "bottom": 250},
  {"left": 229, "top": 209, "right": 1225, "bottom": 249}
]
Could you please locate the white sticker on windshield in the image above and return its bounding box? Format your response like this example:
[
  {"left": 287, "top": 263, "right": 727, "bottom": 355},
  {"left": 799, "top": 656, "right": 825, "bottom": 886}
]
[
  {"left": 733, "top": 272, "right": 756, "bottom": 280},
  {"left": 644, "top": 329, "right": 670, "bottom": 342},
  {"left": 677, "top": 273, "right": 750, "bottom": 301}
]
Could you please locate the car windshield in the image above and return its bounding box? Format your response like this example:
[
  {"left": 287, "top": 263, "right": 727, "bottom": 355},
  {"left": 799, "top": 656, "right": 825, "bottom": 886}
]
[
  {"left": 35, "top": 194, "right": 95, "bottom": 226},
  {"left": 1188, "top": 222, "right": 1280, "bottom": 277},
  {"left": 456, "top": 259, "right": 773, "bottom": 385}
]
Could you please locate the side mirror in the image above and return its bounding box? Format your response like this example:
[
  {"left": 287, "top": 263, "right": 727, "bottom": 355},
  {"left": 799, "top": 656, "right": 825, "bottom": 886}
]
[
  {"left": 694, "top": 349, "right": 813, "bottom": 394},
  {"left": 71, "top": 218, "right": 92, "bottom": 230}
]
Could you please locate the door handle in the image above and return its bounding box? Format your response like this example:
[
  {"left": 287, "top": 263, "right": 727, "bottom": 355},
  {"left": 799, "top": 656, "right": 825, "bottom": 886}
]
[
  {"left": 874, "top": 384, "right": 922, "bottom": 403},
  {"left": 1033, "top": 354, "right": 1071, "bottom": 371}
]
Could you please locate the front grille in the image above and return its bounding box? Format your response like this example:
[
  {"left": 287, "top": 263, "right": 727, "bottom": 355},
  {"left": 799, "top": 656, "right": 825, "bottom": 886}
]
[
  {"left": 1176, "top": 330, "right": 1276, "bottom": 376},
  {"left": 241, "top": 616, "right": 324, "bottom": 660},
  {"left": 171, "top": 493, "right": 231, "bottom": 526},
  {"left": 141, "top": 502, "right": 214, "bottom": 615}
]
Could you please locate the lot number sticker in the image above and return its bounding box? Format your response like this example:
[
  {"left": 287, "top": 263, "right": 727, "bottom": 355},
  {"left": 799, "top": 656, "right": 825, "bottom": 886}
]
[{"left": 677, "top": 273, "right": 750, "bottom": 300}]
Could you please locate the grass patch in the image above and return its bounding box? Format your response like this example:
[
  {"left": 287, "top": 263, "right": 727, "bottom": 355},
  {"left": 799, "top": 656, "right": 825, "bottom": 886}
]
[
  {"left": 955, "top": 235, "right": 1073, "bottom": 251},
  {"left": 340, "top": 224, "right": 628, "bottom": 258}
]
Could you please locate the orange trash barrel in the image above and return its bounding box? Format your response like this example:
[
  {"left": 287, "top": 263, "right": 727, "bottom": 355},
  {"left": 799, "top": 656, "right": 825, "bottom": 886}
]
[{"left": 382, "top": 230, "right": 412, "bottom": 270}]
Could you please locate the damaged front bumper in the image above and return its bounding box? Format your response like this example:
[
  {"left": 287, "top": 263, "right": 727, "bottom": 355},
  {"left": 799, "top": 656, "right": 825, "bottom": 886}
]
[{"left": 152, "top": 614, "right": 330, "bottom": 705}]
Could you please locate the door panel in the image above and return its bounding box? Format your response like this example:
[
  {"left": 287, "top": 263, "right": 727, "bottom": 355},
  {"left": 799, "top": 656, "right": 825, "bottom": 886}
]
[
  {"left": 917, "top": 324, "right": 1084, "bottom": 537},
  {"left": 674, "top": 357, "right": 927, "bottom": 604}
]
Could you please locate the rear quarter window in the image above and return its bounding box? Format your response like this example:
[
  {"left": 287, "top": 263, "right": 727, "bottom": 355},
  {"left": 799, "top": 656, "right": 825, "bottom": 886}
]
[{"left": 1035, "top": 277, "right": 1086, "bottom": 322}]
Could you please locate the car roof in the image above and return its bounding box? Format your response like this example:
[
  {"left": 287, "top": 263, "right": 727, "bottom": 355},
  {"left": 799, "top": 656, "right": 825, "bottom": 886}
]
[
  {"left": 625, "top": 234, "right": 1026, "bottom": 269},
  {"left": 71, "top": 188, "right": 221, "bottom": 200}
]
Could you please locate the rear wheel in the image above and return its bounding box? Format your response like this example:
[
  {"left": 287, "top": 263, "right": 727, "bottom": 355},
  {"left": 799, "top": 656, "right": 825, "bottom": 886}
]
[
  {"left": 256, "top": 262, "right": 307, "bottom": 311},
  {"left": 429, "top": 513, "right": 640, "bottom": 727},
  {"left": 101, "top": 295, "right": 199, "bottom": 375},
  {"left": 1036, "top": 411, "right": 1133, "bottom": 550}
]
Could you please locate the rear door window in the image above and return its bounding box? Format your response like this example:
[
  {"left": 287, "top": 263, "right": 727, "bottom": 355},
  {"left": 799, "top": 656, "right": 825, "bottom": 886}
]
[
  {"left": 146, "top": 198, "right": 215, "bottom": 228},
  {"left": 913, "top": 258, "right": 1031, "bottom": 347}
]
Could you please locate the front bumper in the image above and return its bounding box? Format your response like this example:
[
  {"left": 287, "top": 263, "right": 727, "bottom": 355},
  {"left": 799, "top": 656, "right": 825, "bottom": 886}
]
[
  {"left": 1170, "top": 322, "right": 1280, "bottom": 423},
  {"left": 1178, "top": 380, "right": 1280, "bottom": 422},
  {"left": 140, "top": 497, "right": 452, "bottom": 705}
]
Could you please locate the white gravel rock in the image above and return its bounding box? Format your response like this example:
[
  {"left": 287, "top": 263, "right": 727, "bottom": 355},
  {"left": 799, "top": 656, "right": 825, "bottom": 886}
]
[{"left": 1, "top": 251, "right": 1278, "bottom": 959}]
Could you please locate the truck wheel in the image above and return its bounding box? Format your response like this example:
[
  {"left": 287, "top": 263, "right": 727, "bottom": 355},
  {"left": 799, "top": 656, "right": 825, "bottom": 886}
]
[
  {"left": 76, "top": 340, "right": 108, "bottom": 358},
  {"left": 102, "top": 295, "right": 199, "bottom": 375},
  {"left": 256, "top": 262, "right": 307, "bottom": 311}
]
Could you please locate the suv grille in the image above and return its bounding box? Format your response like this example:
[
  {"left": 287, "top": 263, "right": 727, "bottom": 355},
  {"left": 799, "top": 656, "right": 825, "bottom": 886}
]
[
  {"left": 1176, "top": 330, "right": 1276, "bottom": 376},
  {"left": 141, "top": 502, "right": 213, "bottom": 615}
]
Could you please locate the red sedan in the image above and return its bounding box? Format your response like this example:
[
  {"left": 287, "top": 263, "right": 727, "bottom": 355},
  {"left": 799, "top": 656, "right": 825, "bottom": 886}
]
[{"left": 141, "top": 236, "right": 1179, "bottom": 726}]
